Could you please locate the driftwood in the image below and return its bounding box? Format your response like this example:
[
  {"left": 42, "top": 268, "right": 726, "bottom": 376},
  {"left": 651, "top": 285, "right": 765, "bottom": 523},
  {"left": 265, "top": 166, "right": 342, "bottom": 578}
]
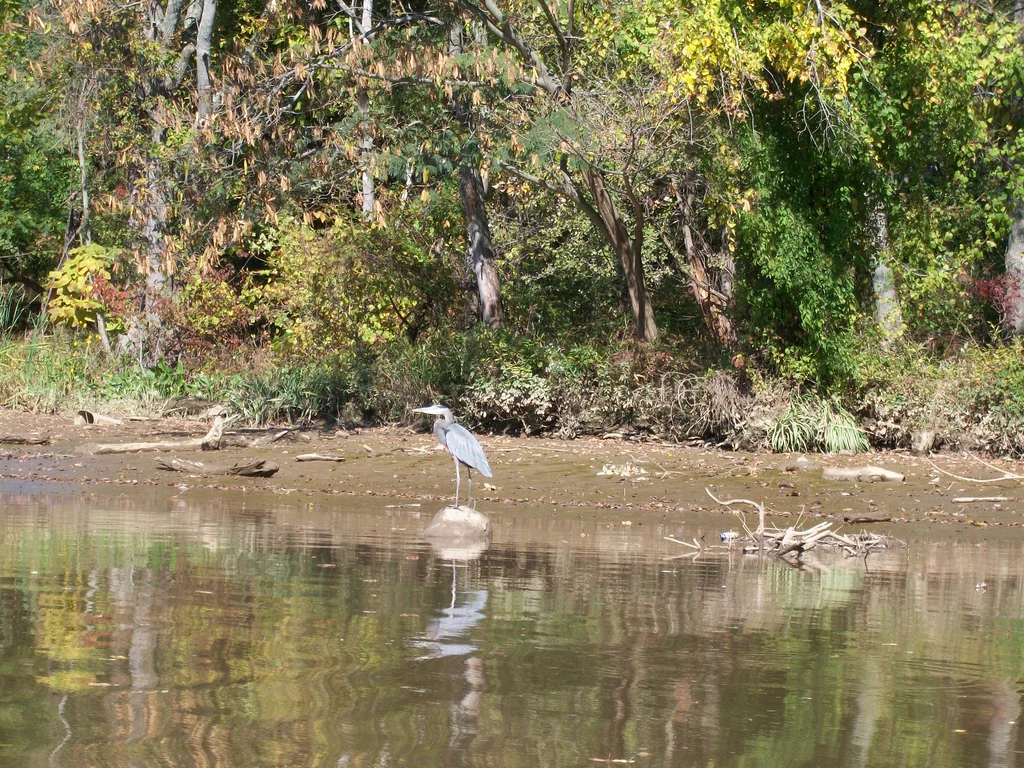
[
  {"left": 81, "top": 417, "right": 225, "bottom": 455},
  {"left": 221, "top": 428, "right": 296, "bottom": 449},
  {"left": 0, "top": 434, "right": 49, "bottom": 445},
  {"left": 823, "top": 466, "right": 904, "bottom": 483},
  {"left": 361, "top": 444, "right": 398, "bottom": 458},
  {"left": 841, "top": 511, "right": 892, "bottom": 524},
  {"left": 295, "top": 453, "right": 346, "bottom": 462},
  {"left": 671, "top": 488, "right": 898, "bottom": 561},
  {"left": 952, "top": 496, "right": 1012, "bottom": 503},
  {"left": 928, "top": 454, "right": 1024, "bottom": 484},
  {"left": 75, "top": 410, "right": 124, "bottom": 426},
  {"left": 155, "top": 456, "right": 279, "bottom": 477}
]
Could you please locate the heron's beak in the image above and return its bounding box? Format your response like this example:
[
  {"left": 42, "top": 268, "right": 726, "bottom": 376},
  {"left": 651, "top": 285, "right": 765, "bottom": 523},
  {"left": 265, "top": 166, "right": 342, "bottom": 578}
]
[{"left": 412, "top": 405, "right": 444, "bottom": 415}]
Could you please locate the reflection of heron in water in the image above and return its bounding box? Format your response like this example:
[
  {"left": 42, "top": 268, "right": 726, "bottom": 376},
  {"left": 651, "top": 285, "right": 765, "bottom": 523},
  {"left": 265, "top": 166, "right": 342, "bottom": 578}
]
[
  {"left": 416, "top": 565, "right": 487, "bottom": 660},
  {"left": 415, "top": 564, "right": 489, "bottom": 751},
  {"left": 413, "top": 405, "right": 492, "bottom": 507}
]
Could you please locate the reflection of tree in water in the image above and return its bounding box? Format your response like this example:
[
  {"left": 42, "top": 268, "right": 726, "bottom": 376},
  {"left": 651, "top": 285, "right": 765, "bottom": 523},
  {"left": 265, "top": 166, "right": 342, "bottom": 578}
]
[{"left": 1, "top": 495, "right": 1024, "bottom": 766}]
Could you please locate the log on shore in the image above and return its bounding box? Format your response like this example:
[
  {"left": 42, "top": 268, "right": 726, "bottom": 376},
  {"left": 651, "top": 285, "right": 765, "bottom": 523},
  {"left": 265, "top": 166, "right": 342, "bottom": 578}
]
[
  {"left": 952, "top": 496, "right": 1012, "bottom": 503},
  {"left": 221, "top": 428, "right": 296, "bottom": 449},
  {"left": 80, "top": 417, "right": 225, "bottom": 455},
  {"left": 0, "top": 435, "right": 49, "bottom": 445},
  {"left": 155, "top": 457, "right": 279, "bottom": 477},
  {"left": 823, "top": 466, "right": 904, "bottom": 483},
  {"left": 295, "top": 453, "right": 346, "bottom": 462},
  {"left": 74, "top": 410, "right": 124, "bottom": 426},
  {"left": 841, "top": 511, "right": 892, "bottom": 524}
]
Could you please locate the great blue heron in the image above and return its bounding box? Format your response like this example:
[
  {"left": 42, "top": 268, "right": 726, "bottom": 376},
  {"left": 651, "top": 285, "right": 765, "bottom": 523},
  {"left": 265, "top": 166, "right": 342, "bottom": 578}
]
[{"left": 413, "top": 405, "right": 492, "bottom": 507}]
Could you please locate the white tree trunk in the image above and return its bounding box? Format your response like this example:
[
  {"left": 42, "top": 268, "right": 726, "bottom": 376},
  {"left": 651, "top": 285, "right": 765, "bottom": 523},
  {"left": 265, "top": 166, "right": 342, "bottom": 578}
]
[
  {"left": 459, "top": 165, "right": 504, "bottom": 328},
  {"left": 1006, "top": 3, "right": 1024, "bottom": 335},
  {"left": 359, "top": 0, "right": 375, "bottom": 219},
  {"left": 1004, "top": 203, "right": 1024, "bottom": 336},
  {"left": 870, "top": 203, "right": 903, "bottom": 348},
  {"left": 196, "top": 0, "right": 217, "bottom": 119}
]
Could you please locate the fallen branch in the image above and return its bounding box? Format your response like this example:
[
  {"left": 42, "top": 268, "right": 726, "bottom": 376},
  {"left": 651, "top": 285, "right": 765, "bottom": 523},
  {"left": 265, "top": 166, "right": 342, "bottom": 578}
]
[
  {"left": 74, "top": 410, "right": 124, "bottom": 426},
  {"left": 694, "top": 489, "right": 897, "bottom": 560},
  {"left": 705, "top": 488, "right": 766, "bottom": 552},
  {"left": 81, "top": 417, "right": 225, "bottom": 455},
  {"left": 663, "top": 535, "right": 701, "bottom": 550},
  {"left": 155, "top": 456, "right": 279, "bottom": 477},
  {"left": 362, "top": 444, "right": 398, "bottom": 458},
  {"left": 221, "top": 428, "right": 297, "bottom": 449},
  {"left": 840, "top": 511, "right": 891, "bottom": 524},
  {"left": 0, "top": 434, "right": 49, "bottom": 445},
  {"left": 295, "top": 453, "right": 346, "bottom": 462},
  {"left": 927, "top": 455, "right": 1024, "bottom": 484},
  {"left": 823, "top": 466, "right": 904, "bottom": 483},
  {"left": 952, "top": 496, "right": 1012, "bottom": 503}
]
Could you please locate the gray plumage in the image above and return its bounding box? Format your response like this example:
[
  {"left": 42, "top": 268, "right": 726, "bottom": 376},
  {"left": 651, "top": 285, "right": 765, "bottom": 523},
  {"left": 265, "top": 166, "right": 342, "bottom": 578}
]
[{"left": 414, "top": 405, "right": 492, "bottom": 506}]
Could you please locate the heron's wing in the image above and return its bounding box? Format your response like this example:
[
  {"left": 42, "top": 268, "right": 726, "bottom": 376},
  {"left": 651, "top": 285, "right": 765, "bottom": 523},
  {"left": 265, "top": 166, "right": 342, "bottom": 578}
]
[{"left": 444, "top": 423, "right": 493, "bottom": 477}]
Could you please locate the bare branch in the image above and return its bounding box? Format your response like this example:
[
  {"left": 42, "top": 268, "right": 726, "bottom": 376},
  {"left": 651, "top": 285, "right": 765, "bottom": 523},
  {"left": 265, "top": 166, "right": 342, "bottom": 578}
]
[
  {"left": 455, "top": 0, "right": 563, "bottom": 97},
  {"left": 164, "top": 43, "right": 196, "bottom": 92},
  {"left": 927, "top": 455, "right": 1024, "bottom": 484}
]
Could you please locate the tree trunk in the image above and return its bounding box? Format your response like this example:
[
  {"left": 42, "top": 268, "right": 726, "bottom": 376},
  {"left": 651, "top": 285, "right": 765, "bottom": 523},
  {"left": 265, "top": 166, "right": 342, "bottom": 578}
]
[
  {"left": 123, "top": 0, "right": 200, "bottom": 363},
  {"left": 139, "top": 119, "right": 171, "bottom": 363},
  {"left": 1005, "top": 3, "right": 1024, "bottom": 336},
  {"left": 1004, "top": 203, "right": 1024, "bottom": 336},
  {"left": 869, "top": 202, "right": 904, "bottom": 347},
  {"left": 359, "top": 0, "right": 375, "bottom": 219},
  {"left": 195, "top": 0, "right": 217, "bottom": 119},
  {"left": 450, "top": 21, "right": 504, "bottom": 328},
  {"left": 75, "top": 117, "right": 91, "bottom": 247},
  {"left": 677, "top": 187, "right": 735, "bottom": 345},
  {"left": 583, "top": 169, "right": 657, "bottom": 341},
  {"left": 459, "top": 164, "right": 504, "bottom": 329}
]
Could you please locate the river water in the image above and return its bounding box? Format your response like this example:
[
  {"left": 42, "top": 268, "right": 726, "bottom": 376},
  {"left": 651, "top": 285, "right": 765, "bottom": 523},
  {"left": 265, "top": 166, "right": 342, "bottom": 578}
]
[{"left": 0, "top": 482, "right": 1023, "bottom": 767}]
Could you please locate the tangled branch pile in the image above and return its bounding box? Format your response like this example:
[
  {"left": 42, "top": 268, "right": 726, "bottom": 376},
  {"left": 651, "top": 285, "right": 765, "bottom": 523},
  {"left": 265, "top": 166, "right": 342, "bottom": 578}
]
[{"left": 665, "top": 489, "right": 898, "bottom": 561}]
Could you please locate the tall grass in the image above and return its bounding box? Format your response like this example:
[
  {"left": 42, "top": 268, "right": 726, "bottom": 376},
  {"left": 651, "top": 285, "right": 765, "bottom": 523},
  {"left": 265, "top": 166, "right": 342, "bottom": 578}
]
[
  {"left": 767, "top": 396, "right": 870, "bottom": 453},
  {"left": 0, "top": 284, "right": 27, "bottom": 335},
  {"left": 6, "top": 326, "right": 1024, "bottom": 456}
]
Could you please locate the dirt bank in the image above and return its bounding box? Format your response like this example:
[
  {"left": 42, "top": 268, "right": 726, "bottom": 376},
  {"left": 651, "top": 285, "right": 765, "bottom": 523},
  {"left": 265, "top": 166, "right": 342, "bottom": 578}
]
[{"left": 1, "top": 408, "right": 1023, "bottom": 534}]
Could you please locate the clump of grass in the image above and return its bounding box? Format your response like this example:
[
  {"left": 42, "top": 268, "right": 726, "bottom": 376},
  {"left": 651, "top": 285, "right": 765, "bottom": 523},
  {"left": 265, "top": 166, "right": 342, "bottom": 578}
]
[
  {"left": 767, "top": 398, "right": 819, "bottom": 453},
  {"left": 767, "top": 396, "right": 869, "bottom": 453},
  {"left": 0, "top": 284, "right": 28, "bottom": 335},
  {"left": 217, "top": 362, "right": 362, "bottom": 426},
  {"left": 818, "top": 400, "right": 870, "bottom": 453}
]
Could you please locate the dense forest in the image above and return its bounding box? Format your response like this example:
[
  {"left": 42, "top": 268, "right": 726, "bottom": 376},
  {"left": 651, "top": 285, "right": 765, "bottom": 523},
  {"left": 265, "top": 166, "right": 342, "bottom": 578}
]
[{"left": 2, "top": 0, "right": 1024, "bottom": 452}]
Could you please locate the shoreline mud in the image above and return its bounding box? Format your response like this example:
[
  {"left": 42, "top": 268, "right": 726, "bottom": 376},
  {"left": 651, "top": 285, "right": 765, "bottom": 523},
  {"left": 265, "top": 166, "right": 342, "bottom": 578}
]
[{"left": 2, "top": 409, "right": 1023, "bottom": 540}]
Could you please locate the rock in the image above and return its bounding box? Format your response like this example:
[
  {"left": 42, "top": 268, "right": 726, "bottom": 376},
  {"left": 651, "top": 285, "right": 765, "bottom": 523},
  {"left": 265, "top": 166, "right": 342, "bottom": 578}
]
[
  {"left": 823, "top": 466, "right": 904, "bottom": 483},
  {"left": 912, "top": 430, "right": 936, "bottom": 455},
  {"left": 423, "top": 505, "right": 492, "bottom": 541},
  {"left": 778, "top": 456, "right": 821, "bottom": 473}
]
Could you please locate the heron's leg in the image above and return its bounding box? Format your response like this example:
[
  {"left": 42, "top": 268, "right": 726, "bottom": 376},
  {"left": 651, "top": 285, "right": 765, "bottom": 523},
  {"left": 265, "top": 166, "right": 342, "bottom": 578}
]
[
  {"left": 453, "top": 455, "right": 461, "bottom": 507},
  {"left": 467, "top": 468, "right": 474, "bottom": 507}
]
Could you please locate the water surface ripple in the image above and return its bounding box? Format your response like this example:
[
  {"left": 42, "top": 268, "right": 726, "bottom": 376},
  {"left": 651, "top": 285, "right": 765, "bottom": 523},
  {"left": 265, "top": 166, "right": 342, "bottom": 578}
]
[{"left": 0, "top": 487, "right": 1022, "bottom": 767}]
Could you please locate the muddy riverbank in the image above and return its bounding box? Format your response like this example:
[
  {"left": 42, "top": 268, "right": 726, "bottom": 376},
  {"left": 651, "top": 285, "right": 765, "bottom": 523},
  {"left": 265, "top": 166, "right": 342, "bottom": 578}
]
[{"left": 2, "top": 409, "right": 1024, "bottom": 539}]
